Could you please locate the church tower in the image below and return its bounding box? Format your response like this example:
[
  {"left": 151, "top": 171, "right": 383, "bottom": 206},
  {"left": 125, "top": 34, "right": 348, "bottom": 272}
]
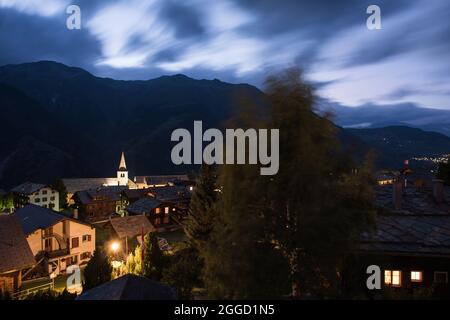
[{"left": 117, "top": 152, "right": 128, "bottom": 186}]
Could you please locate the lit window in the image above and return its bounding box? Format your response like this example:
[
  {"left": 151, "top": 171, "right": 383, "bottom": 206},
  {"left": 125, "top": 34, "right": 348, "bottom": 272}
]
[
  {"left": 392, "top": 270, "right": 402, "bottom": 287},
  {"left": 411, "top": 271, "right": 423, "bottom": 282},
  {"left": 155, "top": 208, "right": 161, "bottom": 214},
  {"left": 164, "top": 207, "right": 169, "bottom": 214},
  {"left": 384, "top": 270, "right": 392, "bottom": 285},
  {"left": 385, "top": 270, "right": 402, "bottom": 287}
]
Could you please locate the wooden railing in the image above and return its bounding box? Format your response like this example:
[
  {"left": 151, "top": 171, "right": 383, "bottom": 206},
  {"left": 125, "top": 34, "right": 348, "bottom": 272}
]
[{"left": 11, "top": 281, "right": 54, "bottom": 300}]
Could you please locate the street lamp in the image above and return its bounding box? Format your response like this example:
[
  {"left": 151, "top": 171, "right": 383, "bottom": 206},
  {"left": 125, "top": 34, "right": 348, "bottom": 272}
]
[{"left": 111, "top": 241, "right": 120, "bottom": 253}]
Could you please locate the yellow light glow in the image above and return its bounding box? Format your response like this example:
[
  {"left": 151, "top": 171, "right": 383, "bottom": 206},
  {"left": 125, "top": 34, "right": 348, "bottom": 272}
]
[
  {"left": 411, "top": 271, "right": 422, "bottom": 282},
  {"left": 111, "top": 241, "right": 120, "bottom": 252}
]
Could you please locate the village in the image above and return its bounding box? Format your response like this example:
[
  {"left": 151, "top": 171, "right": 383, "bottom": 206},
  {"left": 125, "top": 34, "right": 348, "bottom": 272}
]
[
  {"left": 1, "top": 149, "right": 450, "bottom": 299},
  {"left": 0, "top": 152, "right": 194, "bottom": 299}
]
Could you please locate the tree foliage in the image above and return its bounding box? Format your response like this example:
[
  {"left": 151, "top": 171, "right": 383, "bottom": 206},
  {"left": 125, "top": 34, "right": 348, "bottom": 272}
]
[
  {"left": 83, "top": 249, "right": 112, "bottom": 290},
  {"left": 52, "top": 178, "right": 68, "bottom": 209},
  {"left": 185, "top": 165, "right": 218, "bottom": 252},
  {"left": 437, "top": 158, "right": 450, "bottom": 185},
  {"left": 202, "top": 68, "right": 376, "bottom": 299},
  {"left": 162, "top": 247, "right": 203, "bottom": 299}
]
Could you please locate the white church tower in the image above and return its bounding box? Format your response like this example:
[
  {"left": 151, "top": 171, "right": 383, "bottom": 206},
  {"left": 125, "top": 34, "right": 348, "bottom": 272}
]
[{"left": 117, "top": 152, "right": 128, "bottom": 186}]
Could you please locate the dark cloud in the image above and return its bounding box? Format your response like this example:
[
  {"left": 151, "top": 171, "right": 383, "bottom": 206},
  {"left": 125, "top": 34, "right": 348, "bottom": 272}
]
[{"left": 0, "top": 8, "right": 101, "bottom": 69}]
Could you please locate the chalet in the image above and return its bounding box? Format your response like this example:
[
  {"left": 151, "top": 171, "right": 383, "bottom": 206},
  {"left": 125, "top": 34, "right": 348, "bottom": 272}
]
[
  {"left": 125, "top": 197, "right": 178, "bottom": 231},
  {"left": 148, "top": 185, "right": 192, "bottom": 216},
  {"left": 73, "top": 186, "right": 127, "bottom": 223},
  {"left": 11, "top": 182, "right": 60, "bottom": 211},
  {"left": 62, "top": 152, "right": 137, "bottom": 205},
  {"left": 347, "top": 178, "right": 450, "bottom": 298},
  {"left": 105, "top": 215, "right": 155, "bottom": 255},
  {"left": 14, "top": 205, "right": 95, "bottom": 277},
  {"left": 0, "top": 215, "right": 35, "bottom": 296},
  {"left": 77, "top": 274, "right": 176, "bottom": 300}
]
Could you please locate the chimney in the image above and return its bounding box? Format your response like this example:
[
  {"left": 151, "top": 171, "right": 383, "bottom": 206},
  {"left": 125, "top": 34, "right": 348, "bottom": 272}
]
[
  {"left": 73, "top": 208, "right": 79, "bottom": 219},
  {"left": 432, "top": 179, "right": 444, "bottom": 203},
  {"left": 393, "top": 179, "right": 403, "bottom": 210}
]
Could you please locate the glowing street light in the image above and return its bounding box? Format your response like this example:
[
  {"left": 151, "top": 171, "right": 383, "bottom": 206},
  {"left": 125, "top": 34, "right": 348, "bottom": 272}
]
[{"left": 111, "top": 241, "right": 120, "bottom": 253}]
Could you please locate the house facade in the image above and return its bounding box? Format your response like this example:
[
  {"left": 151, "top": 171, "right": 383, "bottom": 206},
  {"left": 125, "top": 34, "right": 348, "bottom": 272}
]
[
  {"left": 11, "top": 182, "right": 60, "bottom": 211},
  {"left": 346, "top": 177, "right": 450, "bottom": 298},
  {"left": 14, "top": 205, "right": 95, "bottom": 277}
]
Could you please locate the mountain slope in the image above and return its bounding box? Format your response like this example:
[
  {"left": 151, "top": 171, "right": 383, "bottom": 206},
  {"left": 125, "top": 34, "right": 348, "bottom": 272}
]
[
  {"left": 0, "top": 61, "right": 448, "bottom": 187},
  {"left": 348, "top": 126, "right": 450, "bottom": 168}
]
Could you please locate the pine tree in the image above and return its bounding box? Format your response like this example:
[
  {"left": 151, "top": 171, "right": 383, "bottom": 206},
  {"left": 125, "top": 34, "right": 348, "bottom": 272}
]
[
  {"left": 143, "top": 233, "right": 166, "bottom": 280},
  {"left": 52, "top": 178, "right": 68, "bottom": 210},
  {"left": 185, "top": 165, "right": 217, "bottom": 251},
  {"left": 83, "top": 249, "right": 112, "bottom": 290}
]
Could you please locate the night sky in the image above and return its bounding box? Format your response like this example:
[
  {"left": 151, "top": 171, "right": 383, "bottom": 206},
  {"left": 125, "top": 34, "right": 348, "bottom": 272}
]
[{"left": 0, "top": 0, "right": 449, "bottom": 109}]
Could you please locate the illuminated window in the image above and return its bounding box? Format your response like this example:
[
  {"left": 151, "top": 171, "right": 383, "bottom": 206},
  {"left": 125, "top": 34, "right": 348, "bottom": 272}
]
[
  {"left": 384, "top": 270, "right": 392, "bottom": 285},
  {"left": 385, "top": 270, "right": 402, "bottom": 287},
  {"left": 411, "top": 271, "right": 423, "bottom": 282},
  {"left": 164, "top": 207, "right": 169, "bottom": 214},
  {"left": 155, "top": 208, "right": 161, "bottom": 214}
]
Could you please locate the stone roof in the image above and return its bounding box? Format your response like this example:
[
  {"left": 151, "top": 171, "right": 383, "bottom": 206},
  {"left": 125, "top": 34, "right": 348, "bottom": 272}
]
[
  {"left": 148, "top": 186, "right": 191, "bottom": 202},
  {"left": 11, "top": 182, "right": 47, "bottom": 195},
  {"left": 77, "top": 274, "right": 176, "bottom": 300},
  {"left": 62, "top": 178, "right": 136, "bottom": 194},
  {"left": 361, "top": 214, "right": 450, "bottom": 256},
  {"left": 75, "top": 186, "right": 128, "bottom": 205},
  {"left": 0, "top": 214, "right": 35, "bottom": 273},
  {"left": 109, "top": 215, "right": 155, "bottom": 238},
  {"left": 362, "top": 183, "right": 450, "bottom": 257},
  {"left": 126, "top": 197, "right": 161, "bottom": 215},
  {"left": 14, "top": 204, "right": 90, "bottom": 235}
]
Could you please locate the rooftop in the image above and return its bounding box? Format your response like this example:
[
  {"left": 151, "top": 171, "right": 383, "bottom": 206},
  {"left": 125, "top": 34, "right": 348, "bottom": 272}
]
[
  {"left": 11, "top": 182, "right": 46, "bottom": 195},
  {"left": 14, "top": 204, "right": 87, "bottom": 235},
  {"left": 77, "top": 274, "right": 176, "bottom": 300},
  {"left": 0, "top": 215, "right": 35, "bottom": 273},
  {"left": 362, "top": 181, "right": 450, "bottom": 256},
  {"left": 126, "top": 197, "right": 161, "bottom": 215},
  {"left": 109, "top": 215, "right": 155, "bottom": 238}
]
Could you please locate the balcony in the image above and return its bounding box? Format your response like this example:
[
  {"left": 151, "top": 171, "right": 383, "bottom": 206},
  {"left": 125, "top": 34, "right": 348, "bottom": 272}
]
[{"left": 47, "top": 248, "right": 70, "bottom": 259}]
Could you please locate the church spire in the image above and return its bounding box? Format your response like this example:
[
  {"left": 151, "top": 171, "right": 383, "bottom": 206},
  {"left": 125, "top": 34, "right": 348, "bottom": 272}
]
[{"left": 118, "top": 151, "right": 127, "bottom": 171}]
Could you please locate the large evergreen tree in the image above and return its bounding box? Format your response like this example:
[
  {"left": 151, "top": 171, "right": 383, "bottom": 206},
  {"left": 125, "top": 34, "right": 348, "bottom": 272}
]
[
  {"left": 83, "top": 249, "right": 112, "bottom": 290},
  {"left": 202, "top": 68, "right": 375, "bottom": 299},
  {"left": 143, "top": 233, "right": 166, "bottom": 280},
  {"left": 185, "top": 165, "right": 218, "bottom": 251}
]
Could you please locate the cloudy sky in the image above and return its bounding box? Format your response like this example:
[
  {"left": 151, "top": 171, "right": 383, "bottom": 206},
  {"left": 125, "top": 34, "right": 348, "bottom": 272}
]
[{"left": 0, "top": 0, "right": 449, "bottom": 109}]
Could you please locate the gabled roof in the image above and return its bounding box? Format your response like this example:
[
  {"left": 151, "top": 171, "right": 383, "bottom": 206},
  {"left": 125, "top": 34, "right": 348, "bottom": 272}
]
[
  {"left": 77, "top": 274, "right": 176, "bottom": 300},
  {"left": 62, "top": 178, "right": 119, "bottom": 194},
  {"left": 0, "top": 215, "right": 35, "bottom": 273},
  {"left": 14, "top": 204, "right": 89, "bottom": 235},
  {"left": 62, "top": 178, "right": 136, "bottom": 194},
  {"left": 126, "top": 197, "right": 161, "bottom": 215},
  {"left": 75, "top": 186, "right": 127, "bottom": 205},
  {"left": 360, "top": 214, "right": 450, "bottom": 256},
  {"left": 109, "top": 215, "right": 155, "bottom": 238},
  {"left": 11, "top": 182, "right": 47, "bottom": 195},
  {"left": 149, "top": 186, "right": 191, "bottom": 202},
  {"left": 121, "top": 188, "right": 153, "bottom": 200}
]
